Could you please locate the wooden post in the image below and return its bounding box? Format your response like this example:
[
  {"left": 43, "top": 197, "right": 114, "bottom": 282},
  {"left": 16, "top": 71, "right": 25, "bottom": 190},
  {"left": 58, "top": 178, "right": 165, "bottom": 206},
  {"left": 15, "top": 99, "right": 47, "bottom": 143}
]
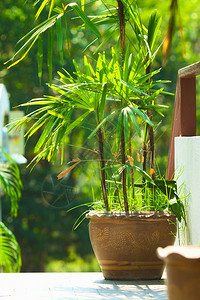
[{"left": 167, "top": 62, "right": 200, "bottom": 180}]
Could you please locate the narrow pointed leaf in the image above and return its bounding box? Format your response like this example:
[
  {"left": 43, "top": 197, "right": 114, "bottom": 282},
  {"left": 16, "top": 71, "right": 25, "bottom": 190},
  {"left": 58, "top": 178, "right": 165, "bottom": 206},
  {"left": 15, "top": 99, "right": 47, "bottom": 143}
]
[
  {"left": 56, "top": 16, "right": 64, "bottom": 64},
  {"left": 127, "top": 108, "right": 141, "bottom": 137},
  {"left": 68, "top": 3, "right": 101, "bottom": 38},
  {"left": 47, "top": 26, "right": 53, "bottom": 85},
  {"left": 35, "top": 0, "right": 49, "bottom": 21},
  {"left": 99, "top": 83, "right": 107, "bottom": 121},
  {"left": 148, "top": 11, "right": 162, "bottom": 51},
  {"left": 81, "top": 0, "right": 85, "bottom": 11},
  {"left": 130, "top": 164, "right": 155, "bottom": 185},
  {"left": 88, "top": 110, "right": 118, "bottom": 139},
  {"left": 48, "top": 0, "right": 55, "bottom": 18},
  {"left": 7, "top": 37, "right": 38, "bottom": 69},
  {"left": 6, "top": 15, "right": 57, "bottom": 66},
  {"left": 123, "top": 109, "right": 129, "bottom": 151},
  {"left": 115, "top": 111, "right": 123, "bottom": 152},
  {"left": 130, "top": 105, "right": 154, "bottom": 127},
  {"left": 65, "top": 110, "right": 91, "bottom": 136},
  {"left": 37, "top": 34, "right": 43, "bottom": 84},
  {"left": 119, "top": 79, "right": 148, "bottom": 96}
]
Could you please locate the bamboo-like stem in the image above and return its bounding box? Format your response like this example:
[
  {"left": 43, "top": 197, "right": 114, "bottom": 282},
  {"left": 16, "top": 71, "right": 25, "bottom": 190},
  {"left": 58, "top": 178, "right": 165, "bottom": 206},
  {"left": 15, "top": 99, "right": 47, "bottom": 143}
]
[
  {"left": 117, "top": 0, "right": 129, "bottom": 211},
  {"left": 117, "top": 0, "right": 125, "bottom": 63},
  {"left": 121, "top": 126, "right": 129, "bottom": 212},
  {"left": 142, "top": 63, "right": 156, "bottom": 180},
  {"left": 148, "top": 115, "right": 156, "bottom": 180},
  {"left": 109, "top": 167, "right": 123, "bottom": 210},
  {"left": 97, "top": 127, "right": 109, "bottom": 211},
  {"left": 142, "top": 141, "right": 148, "bottom": 173}
]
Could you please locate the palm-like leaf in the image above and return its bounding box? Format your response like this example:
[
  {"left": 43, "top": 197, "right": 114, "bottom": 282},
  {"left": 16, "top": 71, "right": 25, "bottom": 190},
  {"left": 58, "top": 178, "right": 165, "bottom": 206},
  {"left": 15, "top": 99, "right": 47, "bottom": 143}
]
[
  {"left": 0, "top": 149, "right": 22, "bottom": 272},
  {"left": 0, "top": 148, "right": 22, "bottom": 217},
  {"left": 11, "top": 47, "right": 167, "bottom": 167},
  {"left": 7, "top": 1, "right": 101, "bottom": 83},
  {"left": 0, "top": 222, "right": 21, "bottom": 272}
]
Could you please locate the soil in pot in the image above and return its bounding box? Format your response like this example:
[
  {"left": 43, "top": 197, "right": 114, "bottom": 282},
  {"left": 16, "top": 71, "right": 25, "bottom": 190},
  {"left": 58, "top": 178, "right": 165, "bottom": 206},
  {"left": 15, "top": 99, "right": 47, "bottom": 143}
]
[{"left": 86, "top": 211, "right": 177, "bottom": 280}]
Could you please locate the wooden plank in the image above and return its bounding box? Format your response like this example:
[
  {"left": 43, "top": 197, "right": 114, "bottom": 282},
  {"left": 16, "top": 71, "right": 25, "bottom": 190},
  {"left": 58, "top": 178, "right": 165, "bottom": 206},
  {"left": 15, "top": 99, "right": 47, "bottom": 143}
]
[
  {"left": 179, "top": 61, "right": 200, "bottom": 78},
  {"left": 167, "top": 79, "right": 180, "bottom": 180},
  {"left": 167, "top": 62, "right": 198, "bottom": 179},
  {"left": 180, "top": 76, "right": 196, "bottom": 136}
]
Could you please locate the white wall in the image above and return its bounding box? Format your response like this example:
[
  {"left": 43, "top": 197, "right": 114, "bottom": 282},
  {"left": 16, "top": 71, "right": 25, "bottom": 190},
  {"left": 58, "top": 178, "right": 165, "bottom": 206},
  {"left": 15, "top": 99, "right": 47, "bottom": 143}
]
[
  {"left": 0, "top": 84, "right": 10, "bottom": 147},
  {"left": 175, "top": 136, "right": 200, "bottom": 245}
]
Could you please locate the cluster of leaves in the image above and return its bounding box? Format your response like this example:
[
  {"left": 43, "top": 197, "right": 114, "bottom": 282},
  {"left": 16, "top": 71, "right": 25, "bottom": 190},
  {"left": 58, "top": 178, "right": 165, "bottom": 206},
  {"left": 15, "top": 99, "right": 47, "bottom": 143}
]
[
  {"left": 0, "top": 147, "right": 22, "bottom": 272},
  {"left": 7, "top": 0, "right": 186, "bottom": 221},
  {"left": 0, "top": 222, "right": 21, "bottom": 272},
  {"left": 11, "top": 47, "right": 167, "bottom": 164},
  {"left": 0, "top": 147, "right": 22, "bottom": 217}
]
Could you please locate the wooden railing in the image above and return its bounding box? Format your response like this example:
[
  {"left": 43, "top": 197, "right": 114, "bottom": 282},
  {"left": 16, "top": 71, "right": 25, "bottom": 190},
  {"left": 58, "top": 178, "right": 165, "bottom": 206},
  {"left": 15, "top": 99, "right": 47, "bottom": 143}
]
[{"left": 167, "top": 61, "right": 200, "bottom": 179}]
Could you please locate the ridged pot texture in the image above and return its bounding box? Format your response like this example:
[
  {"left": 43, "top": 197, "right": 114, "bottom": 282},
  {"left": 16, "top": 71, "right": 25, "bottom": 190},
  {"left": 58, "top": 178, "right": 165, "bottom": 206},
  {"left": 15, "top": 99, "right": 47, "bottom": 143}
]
[{"left": 87, "top": 211, "right": 177, "bottom": 280}]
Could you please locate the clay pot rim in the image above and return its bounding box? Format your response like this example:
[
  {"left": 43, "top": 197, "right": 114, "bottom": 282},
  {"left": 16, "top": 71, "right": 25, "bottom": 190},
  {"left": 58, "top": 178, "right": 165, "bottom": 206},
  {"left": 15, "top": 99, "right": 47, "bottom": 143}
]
[
  {"left": 86, "top": 210, "right": 176, "bottom": 219},
  {"left": 157, "top": 246, "right": 200, "bottom": 260}
]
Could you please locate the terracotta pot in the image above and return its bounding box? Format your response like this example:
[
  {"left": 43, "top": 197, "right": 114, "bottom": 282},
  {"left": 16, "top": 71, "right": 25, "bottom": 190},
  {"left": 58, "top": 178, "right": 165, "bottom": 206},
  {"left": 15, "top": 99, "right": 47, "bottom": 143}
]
[
  {"left": 157, "top": 246, "right": 200, "bottom": 300},
  {"left": 86, "top": 211, "right": 177, "bottom": 280}
]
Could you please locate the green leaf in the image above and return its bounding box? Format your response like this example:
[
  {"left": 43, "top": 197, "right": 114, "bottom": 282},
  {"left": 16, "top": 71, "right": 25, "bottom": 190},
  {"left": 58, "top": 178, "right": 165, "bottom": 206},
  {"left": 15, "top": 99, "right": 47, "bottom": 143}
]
[
  {"left": 130, "top": 105, "right": 154, "bottom": 127},
  {"left": 127, "top": 108, "right": 141, "bottom": 137},
  {"left": 123, "top": 108, "right": 129, "bottom": 151},
  {"left": 56, "top": 16, "right": 64, "bottom": 64},
  {"left": 64, "top": 110, "right": 91, "bottom": 136},
  {"left": 143, "top": 123, "right": 150, "bottom": 144},
  {"left": 148, "top": 11, "right": 162, "bottom": 51},
  {"left": 129, "top": 164, "right": 155, "bottom": 185},
  {"left": 84, "top": 55, "right": 92, "bottom": 76},
  {"left": 63, "top": 13, "right": 70, "bottom": 55},
  {"left": 0, "top": 222, "right": 21, "bottom": 272},
  {"left": 88, "top": 110, "right": 118, "bottom": 139},
  {"left": 93, "top": 26, "right": 118, "bottom": 54},
  {"left": 115, "top": 111, "right": 123, "bottom": 152},
  {"left": 35, "top": 0, "right": 49, "bottom": 21},
  {"left": 7, "top": 36, "right": 38, "bottom": 69},
  {"left": 34, "top": 0, "right": 42, "bottom": 5},
  {"left": 47, "top": 26, "right": 53, "bottom": 85},
  {"left": 34, "top": 116, "right": 57, "bottom": 152},
  {"left": 37, "top": 34, "right": 43, "bottom": 84},
  {"left": 137, "top": 68, "right": 161, "bottom": 85},
  {"left": 123, "top": 45, "right": 132, "bottom": 82},
  {"left": 0, "top": 147, "right": 22, "bottom": 217},
  {"left": 98, "top": 83, "right": 107, "bottom": 121},
  {"left": 25, "top": 115, "right": 47, "bottom": 138},
  {"left": 48, "top": 0, "right": 55, "bottom": 18},
  {"left": 81, "top": 0, "right": 85, "bottom": 11},
  {"left": 7, "top": 14, "right": 57, "bottom": 69},
  {"left": 119, "top": 79, "right": 148, "bottom": 96},
  {"left": 68, "top": 3, "right": 101, "bottom": 38},
  {"left": 169, "top": 200, "right": 185, "bottom": 223},
  {"left": 145, "top": 88, "right": 164, "bottom": 103}
]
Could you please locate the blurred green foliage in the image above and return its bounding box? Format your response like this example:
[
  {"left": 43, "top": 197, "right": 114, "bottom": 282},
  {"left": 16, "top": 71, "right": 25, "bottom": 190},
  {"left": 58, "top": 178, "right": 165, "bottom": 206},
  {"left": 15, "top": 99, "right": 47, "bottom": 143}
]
[{"left": 1, "top": 0, "right": 200, "bottom": 271}]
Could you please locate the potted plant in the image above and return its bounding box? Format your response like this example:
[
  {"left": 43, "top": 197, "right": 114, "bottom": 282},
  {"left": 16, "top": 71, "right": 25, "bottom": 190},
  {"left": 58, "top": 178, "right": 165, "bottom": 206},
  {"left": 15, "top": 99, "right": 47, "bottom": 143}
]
[
  {"left": 0, "top": 147, "right": 22, "bottom": 272},
  {"left": 8, "top": 0, "right": 185, "bottom": 279}
]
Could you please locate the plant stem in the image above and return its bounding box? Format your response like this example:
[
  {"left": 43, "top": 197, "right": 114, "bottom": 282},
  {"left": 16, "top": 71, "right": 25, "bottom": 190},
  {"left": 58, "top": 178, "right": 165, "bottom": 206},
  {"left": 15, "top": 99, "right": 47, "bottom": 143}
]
[
  {"left": 109, "top": 167, "right": 123, "bottom": 210},
  {"left": 142, "top": 141, "right": 148, "bottom": 173},
  {"left": 121, "top": 126, "right": 129, "bottom": 212},
  {"left": 142, "top": 63, "right": 156, "bottom": 180},
  {"left": 117, "top": 0, "right": 129, "bottom": 212},
  {"left": 117, "top": 0, "right": 125, "bottom": 63},
  {"left": 148, "top": 114, "right": 156, "bottom": 180},
  {"left": 97, "top": 127, "right": 109, "bottom": 211}
]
